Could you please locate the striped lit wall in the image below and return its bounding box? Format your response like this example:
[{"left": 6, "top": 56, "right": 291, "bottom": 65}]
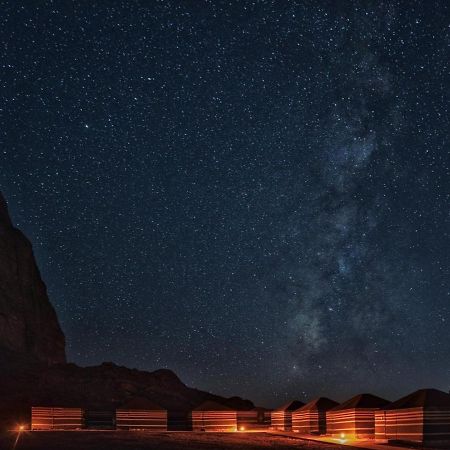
[
  {"left": 327, "top": 408, "right": 378, "bottom": 438},
  {"left": 292, "top": 410, "right": 326, "bottom": 434},
  {"left": 424, "top": 409, "right": 450, "bottom": 443},
  {"left": 271, "top": 411, "right": 292, "bottom": 431},
  {"left": 237, "top": 411, "right": 270, "bottom": 430},
  {"left": 375, "top": 410, "right": 389, "bottom": 441},
  {"left": 31, "top": 407, "right": 83, "bottom": 430},
  {"left": 116, "top": 409, "right": 167, "bottom": 430},
  {"left": 375, "top": 408, "right": 450, "bottom": 444},
  {"left": 191, "top": 411, "right": 237, "bottom": 431}
]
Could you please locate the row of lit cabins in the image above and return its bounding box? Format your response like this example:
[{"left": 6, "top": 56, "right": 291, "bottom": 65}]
[
  {"left": 31, "top": 399, "right": 270, "bottom": 432},
  {"left": 32, "top": 388, "right": 450, "bottom": 446}
]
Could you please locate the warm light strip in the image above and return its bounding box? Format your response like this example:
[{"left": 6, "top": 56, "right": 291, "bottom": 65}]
[
  {"left": 192, "top": 411, "right": 238, "bottom": 431},
  {"left": 116, "top": 410, "right": 168, "bottom": 430},
  {"left": 374, "top": 408, "right": 450, "bottom": 443},
  {"left": 31, "top": 407, "right": 83, "bottom": 430}
]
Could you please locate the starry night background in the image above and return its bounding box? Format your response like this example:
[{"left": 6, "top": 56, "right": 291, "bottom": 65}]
[{"left": 1, "top": 1, "right": 449, "bottom": 407}]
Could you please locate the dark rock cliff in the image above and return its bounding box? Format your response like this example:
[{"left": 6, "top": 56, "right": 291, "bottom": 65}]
[{"left": 0, "top": 192, "right": 66, "bottom": 365}]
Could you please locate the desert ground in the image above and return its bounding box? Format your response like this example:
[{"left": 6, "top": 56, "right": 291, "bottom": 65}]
[{"left": 0, "top": 431, "right": 366, "bottom": 450}]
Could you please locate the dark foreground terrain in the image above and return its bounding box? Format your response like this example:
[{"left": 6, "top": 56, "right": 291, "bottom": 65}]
[{"left": 0, "top": 431, "right": 357, "bottom": 450}]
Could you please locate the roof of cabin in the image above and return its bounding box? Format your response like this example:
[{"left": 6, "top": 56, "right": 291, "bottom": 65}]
[
  {"left": 330, "top": 393, "right": 389, "bottom": 411},
  {"left": 385, "top": 389, "right": 450, "bottom": 410},
  {"left": 274, "top": 400, "right": 305, "bottom": 412},
  {"left": 118, "top": 397, "right": 165, "bottom": 410},
  {"left": 294, "top": 397, "right": 339, "bottom": 412},
  {"left": 193, "top": 400, "right": 233, "bottom": 411}
]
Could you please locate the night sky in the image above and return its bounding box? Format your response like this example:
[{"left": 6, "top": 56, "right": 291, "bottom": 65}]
[{"left": 1, "top": 1, "right": 449, "bottom": 407}]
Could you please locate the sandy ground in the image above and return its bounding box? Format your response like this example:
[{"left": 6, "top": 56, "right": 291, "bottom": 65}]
[{"left": 0, "top": 431, "right": 361, "bottom": 450}]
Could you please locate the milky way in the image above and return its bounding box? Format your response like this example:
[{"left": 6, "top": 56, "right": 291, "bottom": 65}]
[{"left": 1, "top": 1, "right": 449, "bottom": 406}]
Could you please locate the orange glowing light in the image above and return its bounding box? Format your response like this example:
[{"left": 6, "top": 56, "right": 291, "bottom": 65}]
[
  {"left": 240, "top": 426, "right": 245, "bottom": 431},
  {"left": 13, "top": 426, "right": 25, "bottom": 450}
]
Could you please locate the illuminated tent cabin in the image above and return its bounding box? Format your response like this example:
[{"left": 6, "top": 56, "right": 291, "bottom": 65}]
[
  {"left": 191, "top": 400, "right": 237, "bottom": 432},
  {"left": 271, "top": 400, "right": 305, "bottom": 431},
  {"left": 116, "top": 397, "right": 167, "bottom": 430},
  {"left": 31, "top": 406, "right": 83, "bottom": 430},
  {"left": 292, "top": 397, "right": 339, "bottom": 435},
  {"left": 375, "top": 388, "right": 450, "bottom": 445},
  {"left": 237, "top": 407, "right": 271, "bottom": 430},
  {"left": 326, "top": 393, "right": 389, "bottom": 439}
]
